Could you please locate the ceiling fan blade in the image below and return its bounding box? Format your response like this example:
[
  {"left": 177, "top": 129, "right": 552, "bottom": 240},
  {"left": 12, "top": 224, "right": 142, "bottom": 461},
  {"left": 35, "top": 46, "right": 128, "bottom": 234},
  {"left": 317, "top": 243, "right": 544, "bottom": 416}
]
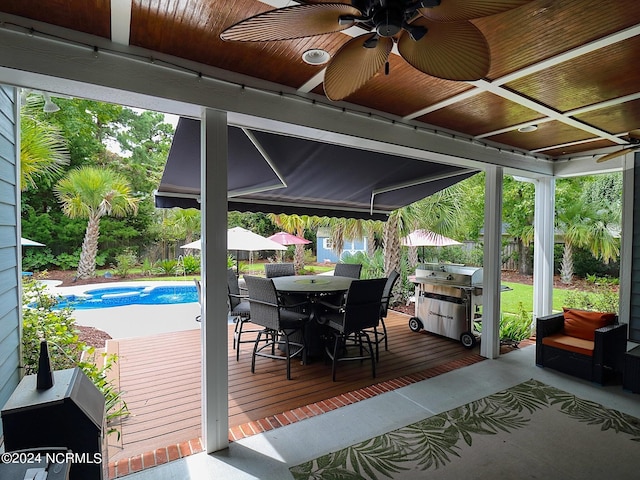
[
  {"left": 596, "top": 147, "right": 639, "bottom": 163},
  {"left": 398, "top": 20, "right": 490, "bottom": 81},
  {"left": 220, "top": 4, "right": 361, "bottom": 42},
  {"left": 324, "top": 34, "right": 393, "bottom": 101},
  {"left": 419, "top": 0, "right": 532, "bottom": 22}
]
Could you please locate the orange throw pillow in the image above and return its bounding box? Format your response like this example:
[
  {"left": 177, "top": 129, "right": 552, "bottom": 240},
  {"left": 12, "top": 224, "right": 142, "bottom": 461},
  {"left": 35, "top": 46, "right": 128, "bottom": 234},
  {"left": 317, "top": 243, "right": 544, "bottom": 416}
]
[{"left": 562, "top": 308, "right": 616, "bottom": 341}]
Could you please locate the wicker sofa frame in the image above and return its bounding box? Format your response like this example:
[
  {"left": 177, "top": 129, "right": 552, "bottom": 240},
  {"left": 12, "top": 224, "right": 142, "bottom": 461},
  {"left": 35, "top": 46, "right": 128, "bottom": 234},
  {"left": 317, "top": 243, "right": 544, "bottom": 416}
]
[{"left": 536, "top": 312, "right": 627, "bottom": 385}]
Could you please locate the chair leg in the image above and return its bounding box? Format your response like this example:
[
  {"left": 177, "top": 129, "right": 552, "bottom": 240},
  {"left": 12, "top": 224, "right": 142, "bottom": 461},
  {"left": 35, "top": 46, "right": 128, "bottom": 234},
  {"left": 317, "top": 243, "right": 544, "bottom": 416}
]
[
  {"left": 236, "top": 319, "right": 245, "bottom": 362},
  {"left": 331, "top": 334, "right": 341, "bottom": 382},
  {"left": 373, "top": 326, "right": 380, "bottom": 362},
  {"left": 381, "top": 317, "right": 388, "bottom": 351},
  {"left": 284, "top": 332, "right": 291, "bottom": 380},
  {"left": 251, "top": 329, "right": 264, "bottom": 374},
  {"left": 365, "top": 332, "right": 376, "bottom": 379}
]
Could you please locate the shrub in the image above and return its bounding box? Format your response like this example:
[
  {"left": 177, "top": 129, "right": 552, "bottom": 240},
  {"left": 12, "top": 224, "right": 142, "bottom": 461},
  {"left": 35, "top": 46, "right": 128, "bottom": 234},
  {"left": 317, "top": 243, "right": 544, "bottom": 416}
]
[
  {"left": 156, "top": 259, "right": 179, "bottom": 275},
  {"left": 563, "top": 288, "right": 619, "bottom": 314},
  {"left": 22, "top": 248, "right": 56, "bottom": 271},
  {"left": 499, "top": 302, "right": 534, "bottom": 342},
  {"left": 52, "top": 250, "right": 81, "bottom": 270},
  {"left": 181, "top": 254, "right": 200, "bottom": 274},
  {"left": 21, "top": 276, "right": 128, "bottom": 436},
  {"left": 140, "top": 257, "right": 155, "bottom": 276},
  {"left": 113, "top": 249, "right": 137, "bottom": 277}
]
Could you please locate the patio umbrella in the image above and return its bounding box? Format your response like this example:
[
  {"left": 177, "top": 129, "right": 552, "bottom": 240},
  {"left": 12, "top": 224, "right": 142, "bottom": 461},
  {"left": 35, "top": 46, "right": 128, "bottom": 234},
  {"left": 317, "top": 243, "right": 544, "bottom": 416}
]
[
  {"left": 21, "top": 237, "right": 45, "bottom": 247},
  {"left": 180, "top": 239, "right": 201, "bottom": 250},
  {"left": 401, "top": 229, "right": 462, "bottom": 262},
  {"left": 267, "top": 231, "right": 311, "bottom": 262},
  {"left": 267, "top": 231, "right": 311, "bottom": 246},
  {"left": 181, "top": 227, "right": 286, "bottom": 272}
]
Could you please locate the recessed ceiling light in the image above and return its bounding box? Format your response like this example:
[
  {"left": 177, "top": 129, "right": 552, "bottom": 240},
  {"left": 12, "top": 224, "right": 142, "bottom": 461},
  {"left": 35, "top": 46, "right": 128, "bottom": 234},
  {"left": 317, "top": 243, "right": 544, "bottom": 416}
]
[
  {"left": 302, "top": 49, "right": 330, "bottom": 66},
  {"left": 518, "top": 125, "right": 538, "bottom": 133}
]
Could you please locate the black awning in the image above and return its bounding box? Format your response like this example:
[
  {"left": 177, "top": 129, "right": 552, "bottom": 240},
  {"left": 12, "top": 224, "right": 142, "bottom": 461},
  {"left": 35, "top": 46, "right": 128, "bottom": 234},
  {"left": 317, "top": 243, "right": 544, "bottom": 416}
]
[{"left": 155, "top": 118, "right": 476, "bottom": 220}]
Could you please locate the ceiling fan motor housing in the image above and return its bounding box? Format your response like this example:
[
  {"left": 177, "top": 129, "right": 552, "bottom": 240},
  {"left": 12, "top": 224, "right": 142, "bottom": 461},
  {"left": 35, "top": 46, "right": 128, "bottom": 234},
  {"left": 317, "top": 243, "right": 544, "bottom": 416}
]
[{"left": 373, "top": 5, "right": 404, "bottom": 37}]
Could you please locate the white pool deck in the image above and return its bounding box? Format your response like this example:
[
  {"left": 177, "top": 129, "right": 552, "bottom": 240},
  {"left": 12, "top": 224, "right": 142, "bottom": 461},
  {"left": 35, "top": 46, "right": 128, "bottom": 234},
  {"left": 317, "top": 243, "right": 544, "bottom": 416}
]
[{"left": 45, "top": 281, "right": 202, "bottom": 339}]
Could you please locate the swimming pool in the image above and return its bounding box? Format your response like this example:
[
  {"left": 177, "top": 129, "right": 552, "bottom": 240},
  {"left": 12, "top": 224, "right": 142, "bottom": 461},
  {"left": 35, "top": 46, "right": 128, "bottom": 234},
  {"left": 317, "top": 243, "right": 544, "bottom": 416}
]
[{"left": 53, "top": 284, "right": 199, "bottom": 310}]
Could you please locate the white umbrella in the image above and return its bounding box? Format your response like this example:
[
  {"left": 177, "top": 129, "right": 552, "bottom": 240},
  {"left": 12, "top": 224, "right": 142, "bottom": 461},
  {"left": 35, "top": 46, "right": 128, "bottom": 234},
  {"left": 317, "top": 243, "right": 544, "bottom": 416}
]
[
  {"left": 21, "top": 237, "right": 45, "bottom": 247},
  {"left": 401, "top": 229, "right": 462, "bottom": 262},
  {"left": 180, "top": 228, "right": 287, "bottom": 252},
  {"left": 180, "top": 239, "right": 201, "bottom": 250},
  {"left": 401, "top": 229, "right": 462, "bottom": 247},
  {"left": 181, "top": 227, "right": 286, "bottom": 272}
]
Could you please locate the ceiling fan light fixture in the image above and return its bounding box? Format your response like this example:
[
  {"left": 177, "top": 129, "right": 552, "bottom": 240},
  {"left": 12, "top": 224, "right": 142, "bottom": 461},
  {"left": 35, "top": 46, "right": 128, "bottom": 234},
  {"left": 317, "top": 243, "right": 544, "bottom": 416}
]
[
  {"left": 518, "top": 125, "right": 538, "bottom": 133},
  {"left": 302, "top": 49, "right": 331, "bottom": 65}
]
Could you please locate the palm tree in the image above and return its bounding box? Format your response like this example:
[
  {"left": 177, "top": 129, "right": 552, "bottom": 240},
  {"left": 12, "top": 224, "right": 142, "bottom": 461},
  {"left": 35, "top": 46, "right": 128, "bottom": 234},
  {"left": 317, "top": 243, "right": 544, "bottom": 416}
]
[
  {"left": 171, "top": 208, "right": 201, "bottom": 244},
  {"left": 556, "top": 199, "right": 619, "bottom": 284},
  {"left": 55, "top": 166, "right": 139, "bottom": 279},
  {"left": 20, "top": 107, "right": 70, "bottom": 191}
]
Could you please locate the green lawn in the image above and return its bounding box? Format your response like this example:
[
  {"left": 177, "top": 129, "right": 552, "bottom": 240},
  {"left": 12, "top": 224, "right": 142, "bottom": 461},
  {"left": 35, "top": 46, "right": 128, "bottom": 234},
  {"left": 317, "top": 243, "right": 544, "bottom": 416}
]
[{"left": 501, "top": 281, "right": 573, "bottom": 315}]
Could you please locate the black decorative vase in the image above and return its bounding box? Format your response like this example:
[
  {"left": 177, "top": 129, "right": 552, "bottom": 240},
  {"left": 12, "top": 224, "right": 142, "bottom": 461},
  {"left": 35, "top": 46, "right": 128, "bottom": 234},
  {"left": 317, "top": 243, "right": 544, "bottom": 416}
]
[{"left": 36, "top": 340, "right": 54, "bottom": 390}]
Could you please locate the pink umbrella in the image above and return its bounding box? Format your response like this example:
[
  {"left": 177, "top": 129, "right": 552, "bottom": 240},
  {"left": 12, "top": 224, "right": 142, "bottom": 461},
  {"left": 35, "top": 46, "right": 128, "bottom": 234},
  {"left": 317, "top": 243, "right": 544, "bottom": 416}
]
[{"left": 267, "top": 231, "right": 311, "bottom": 246}]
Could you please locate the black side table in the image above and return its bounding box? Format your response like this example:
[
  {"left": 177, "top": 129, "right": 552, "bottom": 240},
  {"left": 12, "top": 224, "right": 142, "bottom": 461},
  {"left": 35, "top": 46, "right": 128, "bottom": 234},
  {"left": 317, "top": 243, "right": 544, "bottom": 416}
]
[{"left": 623, "top": 345, "right": 640, "bottom": 393}]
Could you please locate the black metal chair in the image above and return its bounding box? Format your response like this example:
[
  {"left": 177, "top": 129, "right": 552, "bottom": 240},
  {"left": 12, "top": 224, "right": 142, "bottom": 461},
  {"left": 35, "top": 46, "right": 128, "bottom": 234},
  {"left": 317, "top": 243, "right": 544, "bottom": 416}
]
[
  {"left": 227, "top": 268, "right": 260, "bottom": 361},
  {"left": 264, "top": 262, "right": 295, "bottom": 278},
  {"left": 365, "top": 269, "right": 400, "bottom": 361},
  {"left": 244, "top": 275, "right": 309, "bottom": 380},
  {"left": 318, "top": 278, "right": 387, "bottom": 381},
  {"left": 333, "top": 263, "right": 362, "bottom": 279}
]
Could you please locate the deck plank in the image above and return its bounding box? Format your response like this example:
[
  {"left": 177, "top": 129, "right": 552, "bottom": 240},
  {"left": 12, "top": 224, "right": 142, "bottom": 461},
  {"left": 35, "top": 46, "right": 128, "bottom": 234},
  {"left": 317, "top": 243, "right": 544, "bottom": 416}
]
[{"left": 107, "top": 310, "right": 482, "bottom": 462}]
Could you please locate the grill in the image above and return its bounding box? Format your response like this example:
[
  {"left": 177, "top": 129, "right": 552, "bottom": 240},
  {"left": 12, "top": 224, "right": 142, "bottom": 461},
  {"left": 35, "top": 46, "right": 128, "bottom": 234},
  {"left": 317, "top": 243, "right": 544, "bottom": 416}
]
[{"left": 409, "top": 264, "right": 484, "bottom": 348}]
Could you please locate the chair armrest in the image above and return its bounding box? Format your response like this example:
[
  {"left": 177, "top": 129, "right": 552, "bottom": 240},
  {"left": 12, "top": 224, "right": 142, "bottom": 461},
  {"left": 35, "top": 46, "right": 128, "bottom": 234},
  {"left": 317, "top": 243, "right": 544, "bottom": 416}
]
[
  {"left": 247, "top": 297, "right": 278, "bottom": 308},
  {"left": 536, "top": 313, "right": 565, "bottom": 366},
  {"left": 315, "top": 299, "right": 344, "bottom": 312},
  {"left": 536, "top": 313, "right": 565, "bottom": 340},
  {"left": 229, "top": 292, "right": 249, "bottom": 300},
  {"left": 594, "top": 322, "right": 628, "bottom": 370}
]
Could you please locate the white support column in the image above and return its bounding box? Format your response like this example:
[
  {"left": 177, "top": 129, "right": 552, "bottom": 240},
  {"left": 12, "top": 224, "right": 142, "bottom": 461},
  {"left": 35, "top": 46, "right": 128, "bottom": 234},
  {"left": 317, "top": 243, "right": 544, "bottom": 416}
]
[
  {"left": 200, "top": 108, "right": 229, "bottom": 453},
  {"left": 533, "top": 176, "right": 555, "bottom": 320},
  {"left": 618, "top": 153, "right": 635, "bottom": 325},
  {"left": 481, "top": 166, "right": 503, "bottom": 359}
]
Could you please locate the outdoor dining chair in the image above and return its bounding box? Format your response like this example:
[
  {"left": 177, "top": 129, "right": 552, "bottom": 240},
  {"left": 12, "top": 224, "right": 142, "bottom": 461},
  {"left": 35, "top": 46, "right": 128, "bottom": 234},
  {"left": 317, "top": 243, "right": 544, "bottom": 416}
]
[
  {"left": 318, "top": 278, "right": 387, "bottom": 381},
  {"left": 227, "top": 268, "right": 260, "bottom": 362},
  {"left": 264, "top": 262, "right": 295, "bottom": 278},
  {"left": 244, "top": 275, "right": 310, "bottom": 380},
  {"left": 364, "top": 269, "right": 400, "bottom": 361},
  {"left": 333, "top": 263, "right": 362, "bottom": 279}
]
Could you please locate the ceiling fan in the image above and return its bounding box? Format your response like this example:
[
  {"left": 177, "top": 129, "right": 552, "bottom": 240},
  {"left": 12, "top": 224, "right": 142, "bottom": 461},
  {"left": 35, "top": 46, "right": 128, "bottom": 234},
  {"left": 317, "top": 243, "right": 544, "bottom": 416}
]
[
  {"left": 597, "top": 130, "right": 640, "bottom": 163},
  {"left": 220, "top": 0, "right": 532, "bottom": 101}
]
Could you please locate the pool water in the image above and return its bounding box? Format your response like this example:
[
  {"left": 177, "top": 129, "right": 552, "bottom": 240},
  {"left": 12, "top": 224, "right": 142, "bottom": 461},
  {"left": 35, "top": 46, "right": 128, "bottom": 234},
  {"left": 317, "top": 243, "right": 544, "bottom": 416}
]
[{"left": 53, "top": 285, "right": 199, "bottom": 310}]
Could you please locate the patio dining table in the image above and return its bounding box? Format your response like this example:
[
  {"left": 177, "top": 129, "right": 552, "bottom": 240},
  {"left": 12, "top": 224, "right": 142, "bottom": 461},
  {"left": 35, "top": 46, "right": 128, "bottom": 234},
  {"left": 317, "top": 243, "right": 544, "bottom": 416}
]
[
  {"left": 271, "top": 274, "right": 354, "bottom": 295},
  {"left": 272, "top": 275, "right": 354, "bottom": 357}
]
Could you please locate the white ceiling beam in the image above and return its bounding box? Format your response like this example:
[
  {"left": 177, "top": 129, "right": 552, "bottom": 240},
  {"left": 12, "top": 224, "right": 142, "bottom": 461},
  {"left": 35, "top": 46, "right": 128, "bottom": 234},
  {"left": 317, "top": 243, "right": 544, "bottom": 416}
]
[{"left": 404, "top": 23, "right": 640, "bottom": 148}]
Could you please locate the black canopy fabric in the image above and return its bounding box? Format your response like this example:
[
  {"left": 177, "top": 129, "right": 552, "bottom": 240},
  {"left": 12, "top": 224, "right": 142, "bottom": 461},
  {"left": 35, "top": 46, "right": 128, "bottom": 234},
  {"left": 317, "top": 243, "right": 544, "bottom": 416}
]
[{"left": 155, "top": 118, "right": 476, "bottom": 220}]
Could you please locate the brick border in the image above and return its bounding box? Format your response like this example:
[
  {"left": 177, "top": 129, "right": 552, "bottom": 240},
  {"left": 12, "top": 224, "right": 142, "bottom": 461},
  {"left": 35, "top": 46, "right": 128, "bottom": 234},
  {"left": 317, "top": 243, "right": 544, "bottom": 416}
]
[{"left": 108, "top": 352, "right": 491, "bottom": 478}]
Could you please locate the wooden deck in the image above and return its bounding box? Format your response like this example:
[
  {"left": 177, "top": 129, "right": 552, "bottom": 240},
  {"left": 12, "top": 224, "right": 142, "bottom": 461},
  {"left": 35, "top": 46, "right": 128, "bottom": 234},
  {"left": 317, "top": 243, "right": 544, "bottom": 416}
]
[{"left": 106, "top": 310, "right": 484, "bottom": 463}]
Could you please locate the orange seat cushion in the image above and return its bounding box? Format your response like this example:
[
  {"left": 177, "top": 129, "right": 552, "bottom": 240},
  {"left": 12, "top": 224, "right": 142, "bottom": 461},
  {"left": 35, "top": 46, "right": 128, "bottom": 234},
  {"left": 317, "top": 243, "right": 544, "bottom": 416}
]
[
  {"left": 562, "top": 308, "right": 616, "bottom": 341},
  {"left": 542, "top": 333, "right": 594, "bottom": 357}
]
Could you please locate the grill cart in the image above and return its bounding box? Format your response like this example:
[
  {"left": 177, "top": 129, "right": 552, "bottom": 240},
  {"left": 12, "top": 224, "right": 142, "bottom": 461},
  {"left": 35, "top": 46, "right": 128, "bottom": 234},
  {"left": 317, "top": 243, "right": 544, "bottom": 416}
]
[{"left": 408, "top": 264, "right": 484, "bottom": 349}]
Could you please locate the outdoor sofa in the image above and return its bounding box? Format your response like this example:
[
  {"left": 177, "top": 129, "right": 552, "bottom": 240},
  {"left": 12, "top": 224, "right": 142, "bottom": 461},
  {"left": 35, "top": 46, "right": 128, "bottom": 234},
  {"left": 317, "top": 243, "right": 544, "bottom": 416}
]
[{"left": 536, "top": 308, "right": 627, "bottom": 385}]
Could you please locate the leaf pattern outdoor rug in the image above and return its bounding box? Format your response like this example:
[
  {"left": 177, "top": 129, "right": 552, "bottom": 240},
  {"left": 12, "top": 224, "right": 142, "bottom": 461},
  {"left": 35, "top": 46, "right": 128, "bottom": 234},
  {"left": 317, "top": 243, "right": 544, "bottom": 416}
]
[{"left": 290, "top": 379, "right": 640, "bottom": 480}]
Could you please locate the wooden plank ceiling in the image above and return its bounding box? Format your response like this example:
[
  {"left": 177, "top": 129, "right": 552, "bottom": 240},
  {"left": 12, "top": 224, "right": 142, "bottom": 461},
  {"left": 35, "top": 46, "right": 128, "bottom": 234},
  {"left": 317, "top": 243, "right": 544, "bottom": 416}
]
[{"left": 1, "top": 0, "right": 640, "bottom": 162}]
